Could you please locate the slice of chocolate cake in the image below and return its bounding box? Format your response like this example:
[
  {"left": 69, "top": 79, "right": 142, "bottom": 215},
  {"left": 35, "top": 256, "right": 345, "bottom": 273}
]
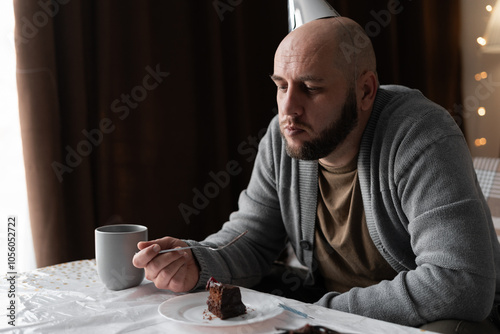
[{"left": 206, "top": 277, "right": 246, "bottom": 319}]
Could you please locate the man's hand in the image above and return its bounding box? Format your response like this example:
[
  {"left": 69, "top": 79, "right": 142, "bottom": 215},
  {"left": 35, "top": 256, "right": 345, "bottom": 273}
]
[{"left": 132, "top": 237, "right": 200, "bottom": 292}]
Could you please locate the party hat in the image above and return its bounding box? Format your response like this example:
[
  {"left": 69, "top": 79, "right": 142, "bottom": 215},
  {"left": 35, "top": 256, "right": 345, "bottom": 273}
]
[{"left": 288, "top": 0, "right": 341, "bottom": 32}]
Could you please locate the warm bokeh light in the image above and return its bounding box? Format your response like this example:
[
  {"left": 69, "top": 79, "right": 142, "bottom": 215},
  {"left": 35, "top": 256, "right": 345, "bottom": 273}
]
[
  {"left": 477, "top": 36, "right": 487, "bottom": 46},
  {"left": 478, "top": 107, "right": 486, "bottom": 116},
  {"left": 475, "top": 72, "right": 488, "bottom": 81},
  {"left": 474, "top": 138, "right": 488, "bottom": 147},
  {"left": 486, "top": 5, "right": 493, "bottom": 12}
]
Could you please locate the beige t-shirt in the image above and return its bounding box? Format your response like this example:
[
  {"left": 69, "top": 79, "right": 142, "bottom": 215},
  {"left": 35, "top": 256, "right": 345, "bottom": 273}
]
[{"left": 315, "top": 158, "right": 397, "bottom": 293}]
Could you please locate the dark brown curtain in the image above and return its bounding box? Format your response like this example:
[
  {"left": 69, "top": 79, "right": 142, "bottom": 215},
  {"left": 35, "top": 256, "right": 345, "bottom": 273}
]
[{"left": 14, "top": 0, "right": 461, "bottom": 268}]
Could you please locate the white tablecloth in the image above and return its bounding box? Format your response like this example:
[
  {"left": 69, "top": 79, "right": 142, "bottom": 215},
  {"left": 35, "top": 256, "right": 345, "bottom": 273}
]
[{"left": 0, "top": 260, "right": 436, "bottom": 333}]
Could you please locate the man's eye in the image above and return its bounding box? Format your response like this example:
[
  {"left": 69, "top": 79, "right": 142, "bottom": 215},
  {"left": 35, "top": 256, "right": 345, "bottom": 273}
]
[
  {"left": 299, "top": 82, "right": 321, "bottom": 94},
  {"left": 304, "top": 86, "right": 320, "bottom": 93},
  {"left": 277, "top": 86, "right": 287, "bottom": 92}
]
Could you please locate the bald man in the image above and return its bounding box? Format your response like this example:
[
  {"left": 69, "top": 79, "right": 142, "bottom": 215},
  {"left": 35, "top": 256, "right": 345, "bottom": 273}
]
[{"left": 134, "top": 17, "right": 500, "bottom": 332}]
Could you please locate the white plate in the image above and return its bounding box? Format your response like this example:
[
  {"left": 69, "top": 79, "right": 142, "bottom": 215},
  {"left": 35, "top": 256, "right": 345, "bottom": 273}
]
[{"left": 158, "top": 288, "right": 284, "bottom": 327}]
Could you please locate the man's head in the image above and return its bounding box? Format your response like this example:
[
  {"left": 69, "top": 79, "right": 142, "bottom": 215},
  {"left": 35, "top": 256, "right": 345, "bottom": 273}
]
[{"left": 271, "top": 17, "right": 378, "bottom": 166}]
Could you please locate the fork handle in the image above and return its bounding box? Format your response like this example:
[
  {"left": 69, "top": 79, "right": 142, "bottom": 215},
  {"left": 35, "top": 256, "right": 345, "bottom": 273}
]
[{"left": 158, "top": 245, "right": 207, "bottom": 254}]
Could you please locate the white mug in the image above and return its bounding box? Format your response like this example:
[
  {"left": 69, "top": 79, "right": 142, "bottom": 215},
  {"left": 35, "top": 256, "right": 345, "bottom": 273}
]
[{"left": 95, "top": 224, "right": 147, "bottom": 290}]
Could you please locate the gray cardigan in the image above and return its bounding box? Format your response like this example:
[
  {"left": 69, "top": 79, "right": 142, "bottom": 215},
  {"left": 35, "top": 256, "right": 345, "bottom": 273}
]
[{"left": 186, "top": 85, "right": 500, "bottom": 327}]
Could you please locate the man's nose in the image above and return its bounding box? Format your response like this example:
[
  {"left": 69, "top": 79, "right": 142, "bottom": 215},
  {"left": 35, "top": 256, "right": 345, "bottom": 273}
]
[{"left": 279, "top": 87, "right": 304, "bottom": 117}]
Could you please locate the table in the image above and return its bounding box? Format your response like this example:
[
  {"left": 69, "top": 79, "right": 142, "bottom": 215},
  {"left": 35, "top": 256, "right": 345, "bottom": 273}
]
[{"left": 0, "top": 260, "right": 436, "bottom": 333}]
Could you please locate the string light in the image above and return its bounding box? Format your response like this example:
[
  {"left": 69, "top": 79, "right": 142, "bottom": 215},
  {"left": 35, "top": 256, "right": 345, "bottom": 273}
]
[
  {"left": 475, "top": 138, "right": 488, "bottom": 147},
  {"left": 473, "top": 7, "right": 494, "bottom": 151},
  {"left": 477, "top": 4, "right": 490, "bottom": 45},
  {"left": 475, "top": 71, "right": 489, "bottom": 81}
]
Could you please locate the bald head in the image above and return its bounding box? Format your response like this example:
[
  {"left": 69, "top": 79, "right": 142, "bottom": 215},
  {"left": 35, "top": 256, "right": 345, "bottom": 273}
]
[{"left": 275, "top": 17, "right": 377, "bottom": 85}]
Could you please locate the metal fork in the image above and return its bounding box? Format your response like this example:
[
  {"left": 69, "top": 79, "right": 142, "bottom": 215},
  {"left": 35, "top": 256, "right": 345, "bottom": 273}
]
[{"left": 158, "top": 230, "right": 248, "bottom": 254}]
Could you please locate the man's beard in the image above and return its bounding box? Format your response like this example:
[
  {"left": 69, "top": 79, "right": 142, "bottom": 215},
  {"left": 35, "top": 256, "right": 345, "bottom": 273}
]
[{"left": 282, "top": 87, "right": 358, "bottom": 161}]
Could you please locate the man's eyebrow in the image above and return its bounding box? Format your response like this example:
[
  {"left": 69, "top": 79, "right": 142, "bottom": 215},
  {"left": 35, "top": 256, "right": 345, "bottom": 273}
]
[
  {"left": 297, "top": 75, "right": 324, "bottom": 82},
  {"left": 269, "top": 74, "right": 324, "bottom": 82},
  {"left": 269, "top": 74, "right": 284, "bottom": 81}
]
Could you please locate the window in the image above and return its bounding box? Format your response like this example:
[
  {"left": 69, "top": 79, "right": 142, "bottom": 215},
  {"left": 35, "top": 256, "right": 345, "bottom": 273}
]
[{"left": 0, "top": 0, "right": 36, "bottom": 272}]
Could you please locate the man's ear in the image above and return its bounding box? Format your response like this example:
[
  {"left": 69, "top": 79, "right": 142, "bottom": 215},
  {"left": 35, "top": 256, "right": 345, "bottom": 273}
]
[{"left": 357, "top": 71, "right": 378, "bottom": 112}]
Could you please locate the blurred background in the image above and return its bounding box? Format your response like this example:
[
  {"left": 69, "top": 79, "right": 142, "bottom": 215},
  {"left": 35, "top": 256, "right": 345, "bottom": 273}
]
[{"left": 1, "top": 0, "right": 499, "bottom": 270}]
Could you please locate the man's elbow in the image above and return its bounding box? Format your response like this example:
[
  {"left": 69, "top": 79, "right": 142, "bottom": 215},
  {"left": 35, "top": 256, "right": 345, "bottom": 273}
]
[{"left": 445, "top": 276, "right": 495, "bottom": 322}]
